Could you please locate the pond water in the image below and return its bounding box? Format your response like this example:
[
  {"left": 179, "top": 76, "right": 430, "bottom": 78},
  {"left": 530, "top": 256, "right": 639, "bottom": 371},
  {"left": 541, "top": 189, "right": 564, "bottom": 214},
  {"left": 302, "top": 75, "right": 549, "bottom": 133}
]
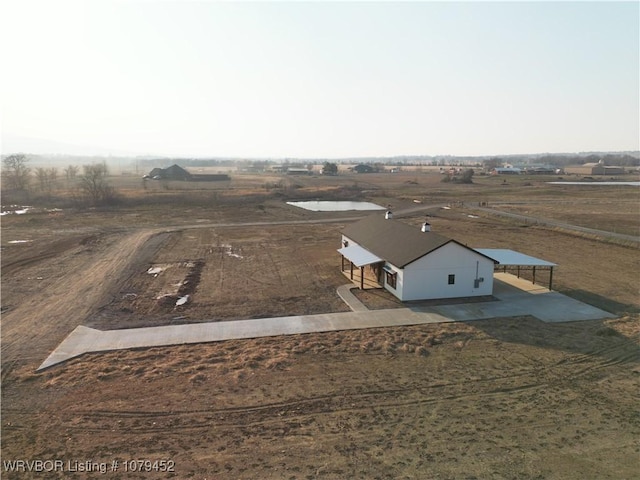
[
  {"left": 287, "top": 201, "right": 385, "bottom": 212},
  {"left": 548, "top": 181, "right": 640, "bottom": 186}
]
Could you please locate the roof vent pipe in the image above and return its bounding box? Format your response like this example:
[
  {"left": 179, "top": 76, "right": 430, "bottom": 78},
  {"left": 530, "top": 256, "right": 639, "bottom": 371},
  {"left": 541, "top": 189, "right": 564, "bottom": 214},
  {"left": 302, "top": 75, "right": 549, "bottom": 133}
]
[
  {"left": 421, "top": 222, "right": 431, "bottom": 232},
  {"left": 385, "top": 211, "right": 393, "bottom": 219}
]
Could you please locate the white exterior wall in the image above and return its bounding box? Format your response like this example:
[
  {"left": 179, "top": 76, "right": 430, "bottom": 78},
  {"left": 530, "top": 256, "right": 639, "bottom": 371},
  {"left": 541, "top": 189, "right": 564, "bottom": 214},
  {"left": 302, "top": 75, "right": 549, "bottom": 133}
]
[{"left": 399, "top": 243, "right": 494, "bottom": 301}]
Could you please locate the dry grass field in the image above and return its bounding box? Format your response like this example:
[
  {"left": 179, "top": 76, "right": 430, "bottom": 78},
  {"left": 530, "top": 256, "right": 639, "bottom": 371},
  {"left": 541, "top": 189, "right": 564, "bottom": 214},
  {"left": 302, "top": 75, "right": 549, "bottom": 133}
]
[{"left": 2, "top": 170, "right": 639, "bottom": 479}]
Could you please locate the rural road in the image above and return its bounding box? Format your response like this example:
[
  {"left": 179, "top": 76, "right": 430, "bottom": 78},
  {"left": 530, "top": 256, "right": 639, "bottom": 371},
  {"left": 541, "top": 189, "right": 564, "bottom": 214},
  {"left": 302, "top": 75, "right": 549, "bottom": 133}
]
[
  {"left": 468, "top": 205, "right": 640, "bottom": 244},
  {"left": 155, "top": 203, "right": 447, "bottom": 234}
]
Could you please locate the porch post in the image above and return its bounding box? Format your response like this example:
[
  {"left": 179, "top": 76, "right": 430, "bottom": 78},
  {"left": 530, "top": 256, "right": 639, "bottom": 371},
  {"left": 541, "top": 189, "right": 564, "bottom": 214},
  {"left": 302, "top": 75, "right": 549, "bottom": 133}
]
[
  {"left": 532, "top": 266, "right": 536, "bottom": 285},
  {"left": 341, "top": 255, "right": 344, "bottom": 271},
  {"left": 360, "top": 266, "right": 364, "bottom": 289},
  {"left": 350, "top": 261, "right": 353, "bottom": 279},
  {"left": 549, "top": 267, "right": 553, "bottom": 290}
]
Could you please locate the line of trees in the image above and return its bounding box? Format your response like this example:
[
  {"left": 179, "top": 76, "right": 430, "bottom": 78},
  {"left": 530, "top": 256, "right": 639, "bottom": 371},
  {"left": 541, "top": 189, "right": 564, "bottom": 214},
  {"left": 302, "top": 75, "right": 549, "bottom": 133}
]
[{"left": 2, "top": 154, "right": 117, "bottom": 205}]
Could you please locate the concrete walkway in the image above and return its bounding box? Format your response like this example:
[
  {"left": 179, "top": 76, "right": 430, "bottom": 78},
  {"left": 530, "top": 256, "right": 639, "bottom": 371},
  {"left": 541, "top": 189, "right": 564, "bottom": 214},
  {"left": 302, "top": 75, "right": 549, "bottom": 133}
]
[
  {"left": 37, "top": 275, "right": 615, "bottom": 371},
  {"left": 336, "top": 284, "right": 369, "bottom": 312}
]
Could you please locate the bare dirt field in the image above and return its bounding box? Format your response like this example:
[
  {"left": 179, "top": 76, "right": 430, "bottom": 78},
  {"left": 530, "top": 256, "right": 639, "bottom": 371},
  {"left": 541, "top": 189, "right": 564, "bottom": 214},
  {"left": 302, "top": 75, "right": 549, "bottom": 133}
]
[{"left": 2, "top": 171, "right": 639, "bottom": 479}]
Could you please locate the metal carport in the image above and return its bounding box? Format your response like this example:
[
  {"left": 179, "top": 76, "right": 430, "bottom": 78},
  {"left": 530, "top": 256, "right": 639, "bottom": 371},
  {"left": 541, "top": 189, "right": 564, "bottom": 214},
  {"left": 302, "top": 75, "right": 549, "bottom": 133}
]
[{"left": 474, "top": 248, "right": 558, "bottom": 289}]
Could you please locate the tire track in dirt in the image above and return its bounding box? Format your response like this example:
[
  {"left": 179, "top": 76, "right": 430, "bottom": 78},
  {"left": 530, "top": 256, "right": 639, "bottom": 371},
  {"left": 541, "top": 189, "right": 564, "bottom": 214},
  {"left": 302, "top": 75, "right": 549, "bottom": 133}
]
[
  {"left": 46, "top": 370, "right": 558, "bottom": 435},
  {"left": 44, "top": 339, "right": 640, "bottom": 437},
  {"left": 557, "top": 348, "right": 640, "bottom": 378},
  {"left": 1, "top": 236, "right": 87, "bottom": 275},
  {"left": 1, "top": 229, "right": 168, "bottom": 372}
]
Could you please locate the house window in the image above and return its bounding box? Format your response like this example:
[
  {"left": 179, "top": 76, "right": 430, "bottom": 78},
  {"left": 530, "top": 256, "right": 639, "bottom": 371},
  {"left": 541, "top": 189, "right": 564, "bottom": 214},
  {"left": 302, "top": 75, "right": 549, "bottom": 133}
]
[
  {"left": 448, "top": 274, "right": 456, "bottom": 285},
  {"left": 386, "top": 271, "right": 397, "bottom": 289}
]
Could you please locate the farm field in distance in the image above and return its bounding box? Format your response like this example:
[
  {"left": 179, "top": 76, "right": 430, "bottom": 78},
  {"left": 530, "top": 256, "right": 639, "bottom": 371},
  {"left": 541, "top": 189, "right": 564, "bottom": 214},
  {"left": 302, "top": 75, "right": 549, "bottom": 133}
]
[{"left": 2, "top": 170, "right": 639, "bottom": 479}]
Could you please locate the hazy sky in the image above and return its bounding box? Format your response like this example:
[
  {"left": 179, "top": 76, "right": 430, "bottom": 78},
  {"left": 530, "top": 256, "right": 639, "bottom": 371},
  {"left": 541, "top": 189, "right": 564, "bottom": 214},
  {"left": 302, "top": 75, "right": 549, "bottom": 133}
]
[{"left": 2, "top": 1, "right": 638, "bottom": 158}]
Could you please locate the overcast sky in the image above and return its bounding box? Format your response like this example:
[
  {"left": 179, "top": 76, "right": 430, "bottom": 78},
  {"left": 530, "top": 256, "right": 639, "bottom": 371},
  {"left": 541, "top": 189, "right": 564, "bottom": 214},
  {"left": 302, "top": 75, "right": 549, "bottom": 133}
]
[{"left": 2, "top": 1, "right": 638, "bottom": 158}]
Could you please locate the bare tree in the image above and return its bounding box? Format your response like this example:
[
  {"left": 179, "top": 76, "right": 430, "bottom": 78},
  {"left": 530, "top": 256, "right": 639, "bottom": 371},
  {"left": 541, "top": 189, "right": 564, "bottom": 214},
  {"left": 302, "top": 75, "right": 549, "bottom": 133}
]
[
  {"left": 79, "top": 163, "right": 117, "bottom": 205},
  {"left": 36, "top": 167, "right": 50, "bottom": 193},
  {"left": 35, "top": 167, "right": 58, "bottom": 194},
  {"left": 48, "top": 167, "right": 58, "bottom": 185},
  {"left": 2, "top": 154, "right": 31, "bottom": 190},
  {"left": 64, "top": 165, "right": 79, "bottom": 182}
]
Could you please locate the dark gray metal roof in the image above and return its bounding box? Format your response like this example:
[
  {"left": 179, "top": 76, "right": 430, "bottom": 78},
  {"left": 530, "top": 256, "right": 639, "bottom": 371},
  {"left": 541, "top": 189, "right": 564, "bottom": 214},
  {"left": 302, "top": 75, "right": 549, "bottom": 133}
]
[{"left": 342, "top": 214, "right": 487, "bottom": 268}]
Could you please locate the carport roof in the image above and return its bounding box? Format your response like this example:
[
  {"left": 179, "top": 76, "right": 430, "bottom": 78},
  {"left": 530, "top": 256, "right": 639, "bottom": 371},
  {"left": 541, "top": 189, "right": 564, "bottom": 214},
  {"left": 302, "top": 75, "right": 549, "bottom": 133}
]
[
  {"left": 474, "top": 249, "right": 557, "bottom": 267},
  {"left": 338, "top": 244, "right": 383, "bottom": 267}
]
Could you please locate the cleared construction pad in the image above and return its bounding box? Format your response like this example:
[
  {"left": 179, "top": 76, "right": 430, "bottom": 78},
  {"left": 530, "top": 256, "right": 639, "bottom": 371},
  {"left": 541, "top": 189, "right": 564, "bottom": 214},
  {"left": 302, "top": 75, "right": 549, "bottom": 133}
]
[{"left": 38, "top": 274, "right": 614, "bottom": 370}]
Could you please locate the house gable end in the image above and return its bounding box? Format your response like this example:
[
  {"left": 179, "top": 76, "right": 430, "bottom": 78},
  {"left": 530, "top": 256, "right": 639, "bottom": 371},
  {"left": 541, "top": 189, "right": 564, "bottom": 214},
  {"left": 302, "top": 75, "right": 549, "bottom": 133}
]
[{"left": 404, "top": 240, "right": 496, "bottom": 270}]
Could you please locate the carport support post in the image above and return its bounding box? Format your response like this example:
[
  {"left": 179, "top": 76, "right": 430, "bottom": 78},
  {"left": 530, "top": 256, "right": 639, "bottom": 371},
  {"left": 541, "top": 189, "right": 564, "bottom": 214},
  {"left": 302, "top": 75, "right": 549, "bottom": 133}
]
[
  {"left": 549, "top": 267, "right": 554, "bottom": 290},
  {"left": 532, "top": 266, "right": 536, "bottom": 285},
  {"left": 350, "top": 261, "right": 353, "bottom": 280},
  {"left": 360, "top": 266, "right": 364, "bottom": 289},
  {"left": 517, "top": 265, "right": 520, "bottom": 278},
  {"left": 341, "top": 255, "right": 344, "bottom": 272}
]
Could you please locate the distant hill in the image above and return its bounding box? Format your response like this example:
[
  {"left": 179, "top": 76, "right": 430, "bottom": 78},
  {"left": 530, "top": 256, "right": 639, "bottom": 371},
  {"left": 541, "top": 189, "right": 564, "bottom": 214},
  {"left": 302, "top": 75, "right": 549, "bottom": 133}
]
[
  {"left": 1, "top": 134, "right": 153, "bottom": 158},
  {"left": 2, "top": 134, "right": 637, "bottom": 169}
]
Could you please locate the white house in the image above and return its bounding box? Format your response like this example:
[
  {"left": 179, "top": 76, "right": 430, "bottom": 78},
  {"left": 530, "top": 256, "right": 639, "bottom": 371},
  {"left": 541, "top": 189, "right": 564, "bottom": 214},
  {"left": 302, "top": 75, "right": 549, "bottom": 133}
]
[{"left": 338, "top": 214, "right": 497, "bottom": 301}]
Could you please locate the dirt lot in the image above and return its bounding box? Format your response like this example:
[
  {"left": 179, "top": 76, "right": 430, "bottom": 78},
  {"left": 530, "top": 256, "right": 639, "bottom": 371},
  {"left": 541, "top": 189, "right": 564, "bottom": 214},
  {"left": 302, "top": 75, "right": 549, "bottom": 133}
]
[
  {"left": 2, "top": 172, "right": 639, "bottom": 479},
  {"left": 87, "top": 224, "right": 351, "bottom": 330}
]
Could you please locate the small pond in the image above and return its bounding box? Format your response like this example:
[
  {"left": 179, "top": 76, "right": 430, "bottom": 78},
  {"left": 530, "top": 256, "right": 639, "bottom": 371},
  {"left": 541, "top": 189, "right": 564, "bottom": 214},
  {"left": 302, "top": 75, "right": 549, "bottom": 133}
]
[{"left": 287, "top": 201, "right": 385, "bottom": 212}]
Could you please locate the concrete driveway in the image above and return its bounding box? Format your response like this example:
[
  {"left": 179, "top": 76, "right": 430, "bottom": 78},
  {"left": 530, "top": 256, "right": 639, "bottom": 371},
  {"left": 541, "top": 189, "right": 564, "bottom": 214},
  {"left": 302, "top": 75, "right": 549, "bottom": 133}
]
[{"left": 38, "top": 273, "right": 614, "bottom": 370}]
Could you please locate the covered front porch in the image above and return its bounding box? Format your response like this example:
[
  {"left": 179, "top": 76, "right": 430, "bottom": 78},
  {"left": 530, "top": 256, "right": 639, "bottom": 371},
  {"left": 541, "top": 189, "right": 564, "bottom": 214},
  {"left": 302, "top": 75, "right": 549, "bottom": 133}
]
[{"left": 338, "top": 244, "right": 384, "bottom": 290}]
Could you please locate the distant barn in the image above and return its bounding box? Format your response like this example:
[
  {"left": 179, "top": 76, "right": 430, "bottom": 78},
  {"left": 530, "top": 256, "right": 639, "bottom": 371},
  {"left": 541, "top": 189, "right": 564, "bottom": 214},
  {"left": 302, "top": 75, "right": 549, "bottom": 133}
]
[
  {"left": 145, "top": 164, "right": 230, "bottom": 181},
  {"left": 353, "top": 164, "right": 374, "bottom": 174}
]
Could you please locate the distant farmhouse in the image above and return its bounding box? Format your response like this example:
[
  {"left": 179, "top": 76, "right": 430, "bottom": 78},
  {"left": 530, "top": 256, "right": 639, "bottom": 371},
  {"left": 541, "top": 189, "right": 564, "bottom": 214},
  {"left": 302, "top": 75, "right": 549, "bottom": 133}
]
[
  {"left": 268, "top": 165, "right": 311, "bottom": 175},
  {"left": 286, "top": 168, "right": 311, "bottom": 176},
  {"left": 491, "top": 167, "right": 522, "bottom": 175},
  {"left": 145, "top": 164, "right": 230, "bottom": 181},
  {"left": 339, "top": 213, "right": 557, "bottom": 301},
  {"left": 523, "top": 166, "right": 559, "bottom": 175},
  {"left": 352, "top": 164, "right": 375, "bottom": 174}
]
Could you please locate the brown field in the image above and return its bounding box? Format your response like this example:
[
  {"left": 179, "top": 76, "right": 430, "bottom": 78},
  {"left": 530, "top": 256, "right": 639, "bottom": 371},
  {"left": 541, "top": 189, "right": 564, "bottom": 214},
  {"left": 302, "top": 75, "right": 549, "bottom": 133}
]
[{"left": 2, "top": 171, "right": 639, "bottom": 479}]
